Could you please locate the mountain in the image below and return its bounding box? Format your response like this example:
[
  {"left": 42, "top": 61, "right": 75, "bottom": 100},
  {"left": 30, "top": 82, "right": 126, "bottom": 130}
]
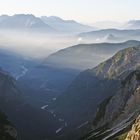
[
  {"left": 81, "top": 46, "right": 140, "bottom": 139},
  {"left": 41, "top": 16, "right": 95, "bottom": 33},
  {"left": 83, "top": 70, "right": 140, "bottom": 140},
  {"left": 0, "top": 14, "right": 95, "bottom": 34},
  {"left": 44, "top": 40, "right": 140, "bottom": 70},
  {"left": 79, "top": 29, "right": 140, "bottom": 43},
  {"left": 0, "top": 14, "right": 55, "bottom": 32},
  {"left": 49, "top": 45, "right": 140, "bottom": 139},
  {"left": 19, "top": 40, "right": 140, "bottom": 108},
  {"left": 0, "top": 111, "right": 17, "bottom": 140},
  {"left": 126, "top": 20, "right": 140, "bottom": 29}
]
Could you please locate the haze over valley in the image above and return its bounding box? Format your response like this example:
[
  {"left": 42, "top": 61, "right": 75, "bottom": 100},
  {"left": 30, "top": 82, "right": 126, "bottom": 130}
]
[{"left": 1, "top": 14, "right": 140, "bottom": 59}]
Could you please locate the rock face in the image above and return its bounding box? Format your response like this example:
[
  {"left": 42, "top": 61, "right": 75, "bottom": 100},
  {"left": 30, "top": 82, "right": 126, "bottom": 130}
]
[
  {"left": 95, "top": 70, "right": 140, "bottom": 124},
  {"left": 84, "top": 70, "right": 140, "bottom": 140},
  {"left": 125, "top": 115, "right": 140, "bottom": 140}
]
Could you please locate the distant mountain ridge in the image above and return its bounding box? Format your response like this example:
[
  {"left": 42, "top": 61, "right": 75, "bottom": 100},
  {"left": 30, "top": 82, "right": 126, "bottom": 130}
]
[
  {"left": 0, "top": 14, "right": 95, "bottom": 34},
  {"left": 41, "top": 16, "right": 95, "bottom": 33},
  {"left": 79, "top": 29, "right": 140, "bottom": 43},
  {"left": 126, "top": 20, "right": 140, "bottom": 29},
  {"left": 44, "top": 40, "right": 140, "bottom": 70},
  {"left": 0, "top": 14, "right": 55, "bottom": 32}
]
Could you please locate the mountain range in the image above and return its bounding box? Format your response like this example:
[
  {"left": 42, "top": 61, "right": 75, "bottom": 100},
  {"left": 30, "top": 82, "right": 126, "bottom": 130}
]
[
  {"left": 41, "top": 16, "right": 95, "bottom": 33},
  {"left": 78, "top": 29, "right": 140, "bottom": 43},
  {"left": 0, "top": 14, "right": 95, "bottom": 34},
  {"left": 126, "top": 20, "right": 140, "bottom": 29},
  {"left": 0, "top": 14, "right": 55, "bottom": 32}
]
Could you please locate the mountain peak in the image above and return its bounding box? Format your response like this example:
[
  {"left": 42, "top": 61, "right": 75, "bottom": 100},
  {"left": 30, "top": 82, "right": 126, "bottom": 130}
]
[
  {"left": 46, "top": 16, "right": 63, "bottom": 21},
  {"left": 13, "top": 14, "right": 35, "bottom": 18},
  {"left": 93, "top": 45, "right": 140, "bottom": 79},
  {"left": 0, "top": 14, "right": 55, "bottom": 31}
]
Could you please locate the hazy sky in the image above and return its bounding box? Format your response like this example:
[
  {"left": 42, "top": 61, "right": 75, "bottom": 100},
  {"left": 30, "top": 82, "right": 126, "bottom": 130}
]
[{"left": 0, "top": 0, "right": 140, "bottom": 23}]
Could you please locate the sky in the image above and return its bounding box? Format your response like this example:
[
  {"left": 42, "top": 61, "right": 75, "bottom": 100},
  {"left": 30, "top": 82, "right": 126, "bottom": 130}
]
[{"left": 0, "top": 0, "right": 140, "bottom": 23}]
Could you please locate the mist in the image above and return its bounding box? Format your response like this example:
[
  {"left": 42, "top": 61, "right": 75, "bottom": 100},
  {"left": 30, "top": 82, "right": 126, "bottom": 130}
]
[{"left": 0, "top": 29, "right": 79, "bottom": 59}]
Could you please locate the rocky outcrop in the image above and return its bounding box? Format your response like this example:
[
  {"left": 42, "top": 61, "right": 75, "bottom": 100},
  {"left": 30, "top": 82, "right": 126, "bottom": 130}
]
[{"left": 125, "top": 115, "right": 140, "bottom": 140}]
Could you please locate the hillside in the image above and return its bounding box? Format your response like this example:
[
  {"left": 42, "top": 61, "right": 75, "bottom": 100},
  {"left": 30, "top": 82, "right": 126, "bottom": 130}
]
[
  {"left": 49, "top": 45, "right": 140, "bottom": 139},
  {"left": 81, "top": 46, "right": 140, "bottom": 139},
  {"left": 83, "top": 70, "right": 140, "bottom": 140},
  {"left": 44, "top": 40, "right": 140, "bottom": 70}
]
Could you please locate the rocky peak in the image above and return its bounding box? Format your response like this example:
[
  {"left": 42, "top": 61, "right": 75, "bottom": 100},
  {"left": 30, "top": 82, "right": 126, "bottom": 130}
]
[{"left": 92, "top": 46, "right": 140, "bottom": 79}]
